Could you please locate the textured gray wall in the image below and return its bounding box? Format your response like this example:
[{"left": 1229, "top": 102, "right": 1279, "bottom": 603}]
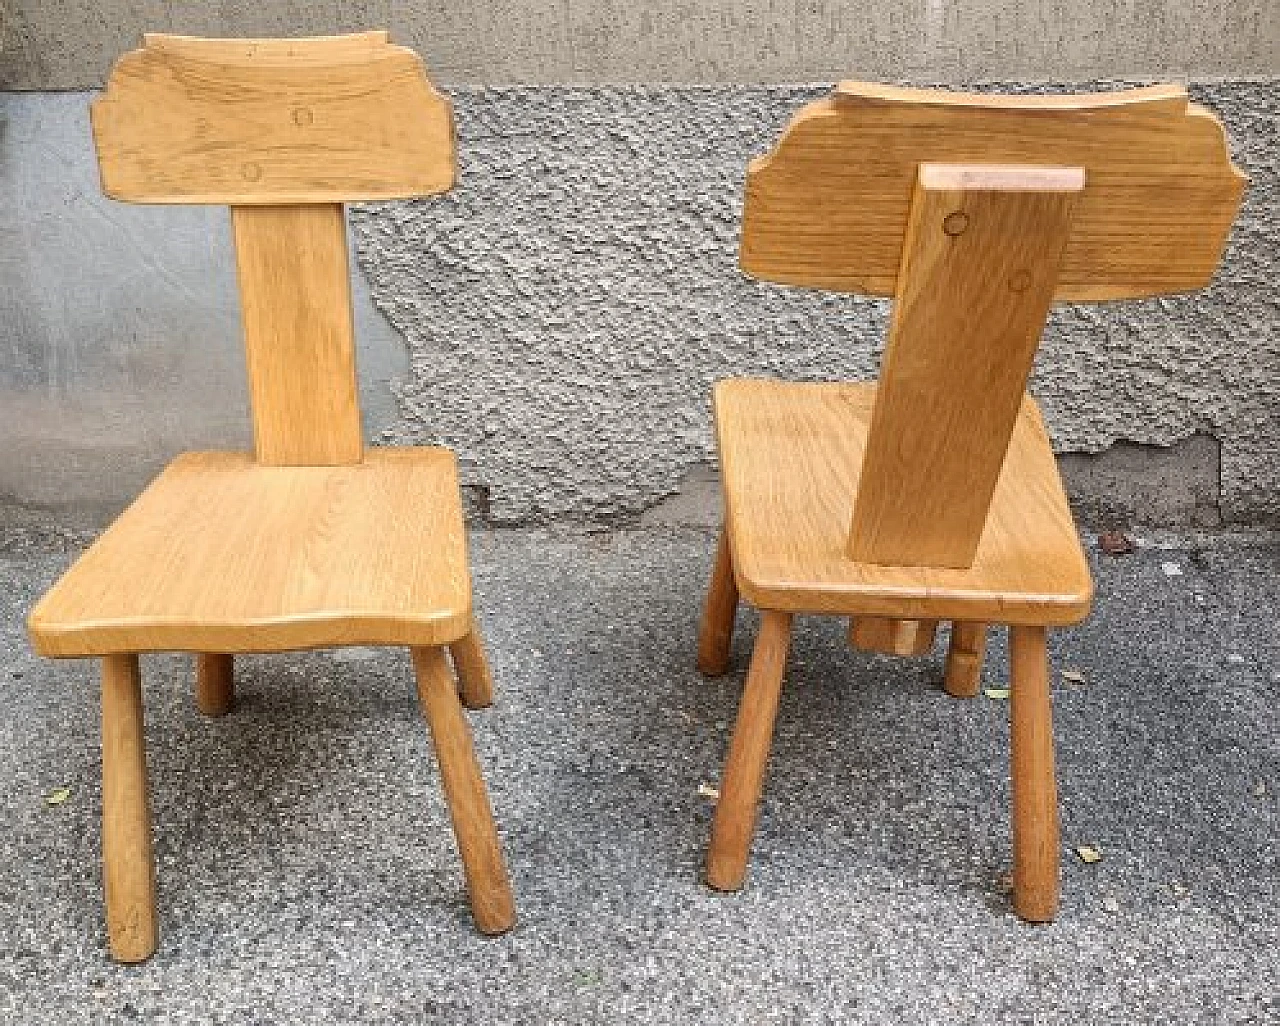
[
  {"left": 1, "top": 1, "right": 1276, "bottom": 88},
  {"left": 1, "top": 81, "right": 1277, "bottom": 527},
  {"left": 351, "top": 82, "right": 1279, "bottom": 525},
  {"left": 1, "top": 0, "right": 1278, "bottom": 527}
]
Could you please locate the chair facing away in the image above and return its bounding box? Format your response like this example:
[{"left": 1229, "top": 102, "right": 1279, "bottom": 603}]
[
  {"left": 697, "top": 82, "right": 1244, "bottom": 920},
  {"left": 27, "top": 32, "right": 515, "bottom": 961}
]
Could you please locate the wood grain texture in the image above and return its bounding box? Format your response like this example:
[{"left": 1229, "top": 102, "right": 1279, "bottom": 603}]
[
  {"left": 706, "top": 610, "right": 792, "bottom": 892},
  {"left": 944, "top": 622, "right": 987, "bottom": 698},
  {"left": 412, "top": 646, "right": 516, "bottom": 935},
  {"left": 91, "top": 32, "right": 455, "bottom": 204},
  {"left": 449, "top": 622, "right": 495, "bottom": 710},
  {"left": 101, "top": 654, "right": 157, "bottom": 963},
  {"left": 195, "top": 653, "right": 234, "bottom": 716},
  {"left": 741, "top": 83, "right": 1245, "bottom": 299},
  {"left": 714, "top": 379, "right": 1093, "bottom": 624},
  {"left": 848, "top": 617, "right": 937, "bottom": 656},
  {"left": 1010, "top": 625, "right": 1060, "bottom": 922},
  {"left": 232, "top": 203, "right": 362, "bottom": 465},
  {"left": 28, "top": 449, "right": 473, "bottom": 657},
  {"left": 696, "top": 528, "right": 740, "bottom": 676},
  {"left": 848, "top": 165, "right": 1082, "bottom": 568}
]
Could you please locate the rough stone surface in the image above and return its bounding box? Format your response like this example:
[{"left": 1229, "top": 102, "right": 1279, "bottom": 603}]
[
  {"left": 1, "top": 524, "right": 1277, "bottom": 1022},
  {"left": 1, "top": 0, "right": 1276, "bottom": 88},
  {"left": 1, "top": 82, "right": 1276, "bottom": 527},
  {"left": 351, "top": 81, "right": 1280, "bottom": 525}
]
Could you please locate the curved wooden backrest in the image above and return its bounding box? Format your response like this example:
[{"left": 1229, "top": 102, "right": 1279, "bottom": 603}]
[
  {"left": 740, "top": 84, "right": 1245, "bottom": 569},
  {"left": 741, "top": 83, "right": 1245, "bottom": 301},
  {"left": 91, "top": 32, "right": 455, "bottom": 204},
  {"left": 90, "top": 33, "right": 457, "bottom": 467}
]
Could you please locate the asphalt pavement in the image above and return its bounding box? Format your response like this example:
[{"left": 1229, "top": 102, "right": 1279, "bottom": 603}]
[{"left": 0, "top": 524, "right": 1276, "bottom": 1023}]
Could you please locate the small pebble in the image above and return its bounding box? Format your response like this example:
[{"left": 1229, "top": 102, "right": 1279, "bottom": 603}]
[
  {"left": 1161, "top": 562, "right": 1183, "bottom": 577},
  {"left": 1102, "top": 896, "right": 1120, "bottom": 913},
  {"left": 1227, "top": 653, "right": 1246, "bottom": 665},
  {"left": 1255, "top": 782, "right": 1267, "bottom": 797}
]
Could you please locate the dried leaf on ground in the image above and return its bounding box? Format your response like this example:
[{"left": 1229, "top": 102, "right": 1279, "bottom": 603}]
[
  {"left": 697, "top": 783, "right": 720, "bottom": 800},
  {"left": 1075, "top": 845, "right": 1103, "bottom": 864},
  {"left": 1098, "top": 530, "right": 1136, "bottom": 556},
  {"left": 45, "top": 787, "right": 72, "bottom": 807}
]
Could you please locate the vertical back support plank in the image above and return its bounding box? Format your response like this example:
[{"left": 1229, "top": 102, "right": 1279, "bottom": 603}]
[
  {"left": 849, "top": 165, "right": 1085, "bottom": 568},
  {"left": 232, "top": 204, "right": 363, "bottom": 465}
]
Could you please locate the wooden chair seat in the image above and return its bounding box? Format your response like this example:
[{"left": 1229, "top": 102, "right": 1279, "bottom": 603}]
[
  {"left": 29, "top": 449, "right": 472, "bottom": 658},
  {"left": 715, "top": 379, "right": 1092, "bottom": 625}
]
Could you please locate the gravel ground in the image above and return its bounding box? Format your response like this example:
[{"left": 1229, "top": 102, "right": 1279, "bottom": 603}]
[{"left": 0, "top": 525, "right": 1276, "bottom": 1024}]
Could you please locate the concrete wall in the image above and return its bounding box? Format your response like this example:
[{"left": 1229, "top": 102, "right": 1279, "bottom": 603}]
[
  {"left": 1, "top": 1, "right": 1276, "bottom": 86},
  {"left": 1, "top": 3, "right": 1278, "bottom": 528}
]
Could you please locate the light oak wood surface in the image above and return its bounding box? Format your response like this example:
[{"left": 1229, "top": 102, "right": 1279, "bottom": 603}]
[
  {"left": 195, "top": 653, "right": 235, "bottom": 716},
  {"left": 848, "top": 617, "right": 938, "bottom": 657},
  {"left": 449, "top": 621, "right": 496, "bottom": 710},
  {"left": 700, "top": 82, "right": 1247, "bottom": 921},
  {"left": 1010, "top": 625, "right": 1060, "bottom": 921},
  {"left": 412, "top": 647, "right": 516, "bottom": 935},
  {"left": 741, "top": 82, "right": 1244, "bottom": 299},
  {"left": 706, "top": 610, "right": 792, "bottom": 892},
  {"left": 696, "top": 529, "right": 740, "bottom": 676},
  {"left": 29, "top": 449, "right": 473, "bottom": 657},
  {"left": 943, "top": 623, "right": 987, "bottom": 698},
  {"left": 713, "top": 379, "right": 1093, "bottom": 625},
  {"left": 849, "top": 165, "right": 1082, "bottom": 568},
  {"left": 232, "top": 203, "right": 363, "bottom": 465},
  {"left": 101, "top": 654, "right": 157, "bottom": 963},
  {"left": 91, "top": 33, "right": 455, "bottom": 204}
]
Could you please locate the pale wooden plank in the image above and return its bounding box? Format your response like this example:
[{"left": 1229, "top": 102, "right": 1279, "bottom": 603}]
[
  {"left": 848, "top": 164, "right": 1083, "bottom": 568},
  {"left": 714, "top": 379, "right": 1093, "bottom": 625},
  {"left": 231, "top": 203, "right": 363, "bottom": 466},
  {"left": 92, "top": 32, "right": 455, "bottom": 204},
  {"left": 101, "top": 654, "right": 157, "bottom": 963},
  {"left": 412, "top": 646, "right": 516, "bottom": 935}
]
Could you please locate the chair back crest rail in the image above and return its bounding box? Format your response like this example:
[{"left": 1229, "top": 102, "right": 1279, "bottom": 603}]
[
  {"left": 739, "top": 82, "right": 1245, "bottom": 568},
  {"left": 91, "top": 32, "right": 457, "bottom": 465}
]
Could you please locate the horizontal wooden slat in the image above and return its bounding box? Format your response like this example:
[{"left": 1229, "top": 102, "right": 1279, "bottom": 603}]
[
  {"left": 741, "top": 83, "right": 1245, "bottom": 300},
  {"left": 91, "top": 32, "right": 455, "bottom": 204}
]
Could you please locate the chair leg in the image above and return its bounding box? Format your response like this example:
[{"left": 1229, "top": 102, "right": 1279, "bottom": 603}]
[
  {"left": 101, "top": 654, "right": 157, "bottom": 963},
  {"left": 449, "top": 621, "right": 494, "bottom": 710},
  {"left": 195, "top": 653, "right": 234, "bottom": 716},
  {"left": 1009, "top": 625, "right": 1060, "bottom": 922},
  {"left": 697, "top": 527, "right": 739, "bottom": 676},
  {"left": 410, "top": 646, "right": 516, "bottom": 935},
  {"left": 944, "top": 622, "right": 987, "bottom": 697},
  {"left": 706, "top": 609, "right": 792, "bottom": 891}
]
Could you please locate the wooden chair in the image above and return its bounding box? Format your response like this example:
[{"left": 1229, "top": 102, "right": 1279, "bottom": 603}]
[
  {"left": 697, "top": 83, "right": 1244, "bottom": 920},
  {"left": 27, "top": 32, "right": 515, "bottom": 962}
]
